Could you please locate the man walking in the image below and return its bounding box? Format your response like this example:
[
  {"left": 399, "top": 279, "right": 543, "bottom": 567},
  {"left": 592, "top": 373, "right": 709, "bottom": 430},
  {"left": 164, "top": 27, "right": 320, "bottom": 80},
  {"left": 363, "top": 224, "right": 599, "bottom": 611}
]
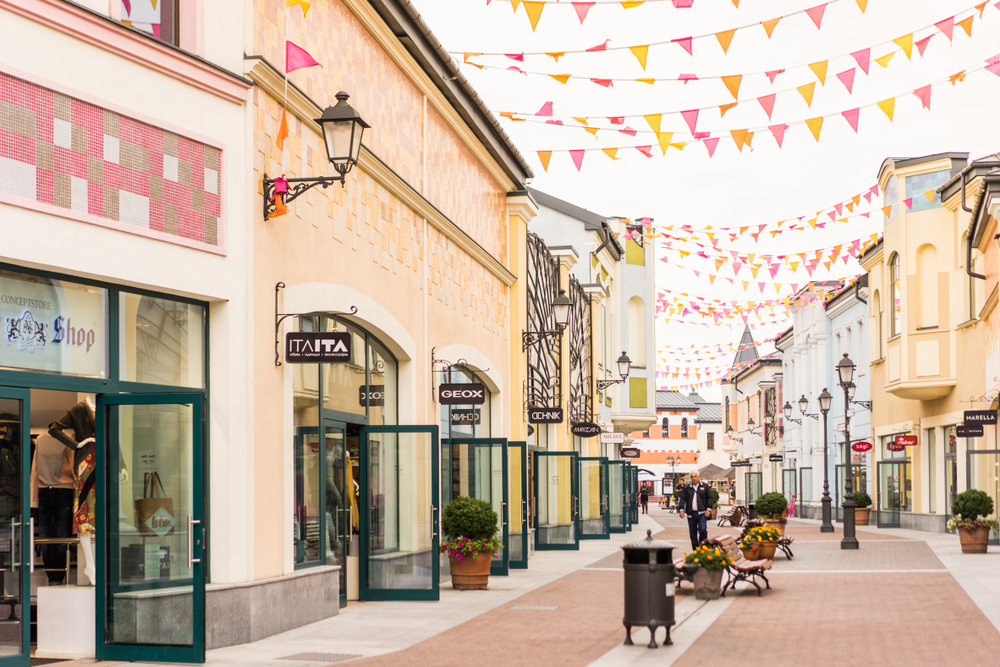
[{"left": 679, "top": 472, "right": 712, "bottom": 550}]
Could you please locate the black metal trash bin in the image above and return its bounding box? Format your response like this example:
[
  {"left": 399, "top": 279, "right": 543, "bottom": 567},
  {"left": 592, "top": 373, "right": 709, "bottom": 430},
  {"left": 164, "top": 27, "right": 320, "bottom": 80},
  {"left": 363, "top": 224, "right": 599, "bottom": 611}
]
[
  {"left": 621, "top": 529, "right": 675, "bottom": 648},
  {"left": 748, "top": 503, "right": 758, "bottom": 520}
]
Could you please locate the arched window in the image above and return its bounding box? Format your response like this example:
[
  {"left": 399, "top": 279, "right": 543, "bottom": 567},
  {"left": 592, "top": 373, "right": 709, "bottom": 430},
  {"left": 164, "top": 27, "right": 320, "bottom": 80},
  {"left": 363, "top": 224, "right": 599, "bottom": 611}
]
[
  {"left": 917, "top": 244, "right": 938, "bottom": 328},
  {"left": 681, "top": 417, "right": 689, "bottom": 438},
  {"left": 661, "top": 416, "right": 669, "bottom": 433},
  {"left": 628, "top": 296, "right": 646, "bottom": 367},
  {"left": 890, "top": 253, "right": 902, "bottom": 336},
  {"left": 872, "top": 289, "right": 883, "bottom": 359}
]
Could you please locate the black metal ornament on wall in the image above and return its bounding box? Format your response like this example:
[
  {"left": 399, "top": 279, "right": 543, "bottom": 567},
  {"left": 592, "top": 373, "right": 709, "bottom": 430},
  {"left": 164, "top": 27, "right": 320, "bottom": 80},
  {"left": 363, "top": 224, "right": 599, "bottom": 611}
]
[
  {"left": 568, "top": 276, "right": 592, "bottom": 423},
  {"left": 765, "top": 387, "right": 777, "bottom": 448},
  {"left": 525, "top": 233, "right": 562, "bottom": 414}
]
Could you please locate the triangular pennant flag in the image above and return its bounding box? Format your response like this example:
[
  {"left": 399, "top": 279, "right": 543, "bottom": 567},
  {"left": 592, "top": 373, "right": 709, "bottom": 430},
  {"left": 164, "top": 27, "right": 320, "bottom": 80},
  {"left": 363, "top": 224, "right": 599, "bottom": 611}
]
[
  {"left": 624, "top": 0, "right": 644, "bottom": 7},
  {"left": 511, "top": 0, "right": 521, "bottom": 10},
  {"left": 731, "top": 129, "right": 747, "bottom": 152},
  {"left": 602, "top": 147, "right": 620, "bottom": 160},
  {"left": 893, "top": 33, "right": 913, "bottom": 60},
  {"left": 988, "top": 56, "right": 1000, "bottom": 77},
  {"left": 569, "top": 150, "right": 585, "bottom": 171},
  {"left": 644, "top": 114, "right": 662, "bottom": 134},
  {"left": 757, "top": 94, "right": 776, "bottom": 120},
  {"left": 572, "top": 116, "right": 589, "bottom": 126},
  {"left": 286, "top": 40, "right": 322, "bottom": 72},
  {"left": 851, "top": 48, "right": 871, "bottom": 75},
  {"left": 586, "top": 40, "right": 610, "bottom": 52},
  {"left": 808, "top": 60, "right": 828, "bottom": 85},
  {"left": 913, "top": 85, "right": 931, "bottom": 109},
  {"left": 276, "top": 108, "right": 289, "bottom": 150},
  {"left": 956, "top": 16, "right": 974, "bottom": 37},
  {"left": 881, "top": 205, "right": 893, "bottom": 218},
  {"left": 657, "top": 131, "right": 674, "bottom": 156},
  {"left": 715, "top": 29, "right": 736, "bottom": 55},
  {"left": 761, "top": 17, "right": 781, "bottom": 38},
  {"left": 545, "top": 52, "right": 565, "bottom": 62},
  {"left": 549, "top": 74, "right": 571, "bottom": 84},
  {"left": 924, "top": 189, "right": 935, "bottom": 202},
  {"left": 636, "top": 145, "right": 654, "bottom": 158},
  {"left": 977, "top": 1, "right": 988, "bottom": 17},
  {"left": 680, "top": 109, "right": 699, "bottom": 134},
  {"left": 590, "top": 78, "right": 613, "bottom": 87},
  {"left": 536, "top": 101, "right": 553, "bottom": 117},
  {"left": 765, "top": 69, "right": 785, "bottom": 84},
  {"left": 769, "top": 123, "right": 789, "bottom": 147},
  {"left": 572, "top": 2, "right": 595, "bottom": 23},
  {"left": 287, "top": 0, "right": 311, "bottom": 17},
  {"left": 915, "top": 35, "right": 933, "bottom": 57},
  {"left": 842, "top": 107, "right": 860, "bottom": 132},
  {"left": 805, "top": 116, "right": 823, "bottom": 142},
  {"left": 936, "top": 17, "right": 955, "bottom": 42},
  {"left": 875, "top": 52, "right": 894, "bottom": 68},
  {"left": 524, "top": 1, "right": 544, "bottom": 31},
  {"left": 797, "top": 82, "right": 816, "bottom": 107},
  {"left": 584, "top": 126, "right": 600, "bottom": 137},
  {"left": 805, "top": 4, "right": 827, "bottom": 29},
  {"left": 950, "top": 70, "right": 967, "bottom": 85},
  {"left": 629, "top": 45, "right": 649, "bottom": 70},
  {"left": 855, "top": 0, "right": 868, "bottom": 11},
  {"left": 537, "top": 151, "right": 552, "bottom": 171},
  {"left": 744, "top": 131, "right": 754, "bottom": 150},
  {"left": 836, "top": 68, "right": 856, "bottom": 93},
  {"left": 877, "top": 97, "right": 895, "bottom": 121},
  {"left": 903, "top": 197, "right": 913, "bottom": 210},
  {"left": 719, "top": 102, "right": 738, "bottom": 117},
  {"left": 672, "top": 36, "right": 694, "bottom": 56},
  {"left": 721, "top": 74, "right": 742, "bottom": 99},
  {"left": 635, "top": 78, "right": 655, "bottom": 85},
  {"left": 704, "top": 137, "right": 720, "bottom": 158}
]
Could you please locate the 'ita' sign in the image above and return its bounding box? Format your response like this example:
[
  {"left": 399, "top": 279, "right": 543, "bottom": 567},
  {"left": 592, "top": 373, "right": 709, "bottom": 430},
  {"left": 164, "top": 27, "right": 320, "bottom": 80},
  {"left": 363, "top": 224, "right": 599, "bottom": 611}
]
[{"left": 286, "top": 332, "right": 351, "bottom": 363}]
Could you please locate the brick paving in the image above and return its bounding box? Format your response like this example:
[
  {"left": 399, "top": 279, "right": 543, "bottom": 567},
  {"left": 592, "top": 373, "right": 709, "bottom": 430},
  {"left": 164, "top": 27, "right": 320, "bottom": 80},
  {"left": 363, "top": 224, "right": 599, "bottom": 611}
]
[{"left": 779, "top": 540, "right": 945, "bottom": 571}]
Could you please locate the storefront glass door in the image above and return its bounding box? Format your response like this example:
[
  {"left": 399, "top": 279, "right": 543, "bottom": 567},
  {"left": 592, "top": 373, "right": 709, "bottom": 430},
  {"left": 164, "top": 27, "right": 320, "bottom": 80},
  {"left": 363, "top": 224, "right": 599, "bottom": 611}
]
[
  {"left": 628, "top": 465, "right": 639, "bottom": 526},
  {"left": 835, "top": 464, "right": 866, "bottom": 523},
  {"left": 579, "top": 457, "right": 609, "bottom": 539},
  {"left": 608, "top": 462, "right": 626, "bottom": 533},
  {"left": 360, "top": 426, "right": 439, "bottom": 601},
  {"left": 323, "top": 421, "right": 349, "bottom": 606},
  {"left": 0, "top": 388, "right": 29, "bottom": 667},
  {"left": 508, "top": 442, "right": 528, "bottom": 569},
  {"left": 746, "top": 472, "right": 763, "bottom": 506},
  {"left": 534, "top": 452, "right": 579, "bottom": 550},
  {"left": 967, "top": 450, "right": 1000, "bottom": 544},
  {"left": 97, "top": 393, "right": 205, "bottom": 664},
  {"left": 877, "top": 460, "right": 908, "bottom": 528},
  {"left": 446, "top": 439, "right": 508, "bottom": 576}
]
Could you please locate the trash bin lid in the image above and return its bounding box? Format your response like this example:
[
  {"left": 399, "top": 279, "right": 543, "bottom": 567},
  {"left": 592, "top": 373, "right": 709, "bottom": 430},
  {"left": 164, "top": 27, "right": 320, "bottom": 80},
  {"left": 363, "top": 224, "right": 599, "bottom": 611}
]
[{"left": 621, "top": 529, "right": 675, "bottom": 551}]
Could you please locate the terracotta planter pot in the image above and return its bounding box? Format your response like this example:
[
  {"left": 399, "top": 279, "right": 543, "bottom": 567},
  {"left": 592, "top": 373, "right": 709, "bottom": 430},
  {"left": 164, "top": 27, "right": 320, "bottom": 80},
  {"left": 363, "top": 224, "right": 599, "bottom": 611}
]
[
  {"left": 764, "top": 519, "right": 785, "bottom": 536},
  {"left": 741, "top": 546, "right": 762, "bottom": 561},
  {"left": 854, "top": 507, "right": 871, "bottom": 526},
  {"left": 757, "top": 541, "right": 778, "bottom": 560},
  {"left": 731, "top": 512, "right": 743, "bottom": 526},
  {"left": 449, "top": 551, "right": 493, "bottom": 589},
  {"left": 957, "top": 525, "right": 991, "bottom": 554},
  {"left": 692, "top": 566, "right": 724, "bottom": 600}
]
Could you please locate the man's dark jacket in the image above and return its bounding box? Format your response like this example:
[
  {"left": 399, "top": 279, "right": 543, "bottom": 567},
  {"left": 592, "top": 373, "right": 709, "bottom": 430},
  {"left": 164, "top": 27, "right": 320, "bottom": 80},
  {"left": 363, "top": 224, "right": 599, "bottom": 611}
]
[{"left": 679, "top": 482, "right": 712, "bottom": 515}]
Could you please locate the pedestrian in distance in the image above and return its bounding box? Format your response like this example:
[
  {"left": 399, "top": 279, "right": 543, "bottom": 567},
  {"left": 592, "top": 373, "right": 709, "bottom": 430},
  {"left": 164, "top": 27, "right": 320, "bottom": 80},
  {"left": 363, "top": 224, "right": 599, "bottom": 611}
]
[
  {"left": 639, "top": 486, "right": 649, "bottom": 514},
  {"left": 679, "top": 472, "right": 712, "bottom": 550}
]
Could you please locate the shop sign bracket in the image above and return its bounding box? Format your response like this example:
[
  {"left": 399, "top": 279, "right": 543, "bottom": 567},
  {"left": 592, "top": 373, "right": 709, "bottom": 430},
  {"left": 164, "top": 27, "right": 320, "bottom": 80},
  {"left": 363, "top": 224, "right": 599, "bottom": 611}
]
[{"left": 274, "top": 282, "right": 358, "bottom": 366}]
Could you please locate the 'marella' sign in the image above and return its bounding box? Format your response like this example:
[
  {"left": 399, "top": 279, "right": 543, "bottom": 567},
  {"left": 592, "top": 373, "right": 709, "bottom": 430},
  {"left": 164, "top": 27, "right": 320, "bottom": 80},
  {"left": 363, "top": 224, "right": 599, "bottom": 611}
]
[
  {"left": 285, "top": 332, "right": 351, "bottom": 363},
  {"left": 439, "top": 383, "right": 486, "bottom": 405},
  {"left": 528, "top": 407, "right": 563, "bottom": 424},
  {"left": 964, "top": 410, "right": 997, "bottom": 425}
]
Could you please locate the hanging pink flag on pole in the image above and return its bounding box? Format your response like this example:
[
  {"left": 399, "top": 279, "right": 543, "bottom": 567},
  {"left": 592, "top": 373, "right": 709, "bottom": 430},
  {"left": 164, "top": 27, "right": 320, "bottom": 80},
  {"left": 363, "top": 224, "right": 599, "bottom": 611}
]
[{"left": 286, "top": 41, "right": 322, "bottom": 72}]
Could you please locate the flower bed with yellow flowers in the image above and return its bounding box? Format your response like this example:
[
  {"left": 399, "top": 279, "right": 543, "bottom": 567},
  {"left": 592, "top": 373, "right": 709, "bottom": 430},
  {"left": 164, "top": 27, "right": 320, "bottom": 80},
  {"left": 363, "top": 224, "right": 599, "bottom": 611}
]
[
  {"left": 683, "top": 544, "right": 733, "bottom": 571},
  {"left": 748, "top": 525, "right": 781, "bottom": 543}
]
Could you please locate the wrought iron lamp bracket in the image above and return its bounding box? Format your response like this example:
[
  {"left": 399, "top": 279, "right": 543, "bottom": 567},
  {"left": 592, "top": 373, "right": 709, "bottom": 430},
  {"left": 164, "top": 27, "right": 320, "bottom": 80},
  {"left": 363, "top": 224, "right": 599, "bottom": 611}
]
[
  {"left": 785, "top": 416, "right": 803, "bottom": 425},
  {"left": 521, "top": 329, "right": 562, "bottom": 351},
  {"left": 851, "top": 401, "right": 873, "bottom": 411},
  {"left": 263, "top": 172, "right": 346, "bottom": 220},
  {"left": 802, "top": 413, "right": 821, "bottom": 421},
  {"left": 595, "top": 377, "right": 626, "bottom": 392},
  {"left": 274, "top": 282, "right": 357, "bottom": 366}
]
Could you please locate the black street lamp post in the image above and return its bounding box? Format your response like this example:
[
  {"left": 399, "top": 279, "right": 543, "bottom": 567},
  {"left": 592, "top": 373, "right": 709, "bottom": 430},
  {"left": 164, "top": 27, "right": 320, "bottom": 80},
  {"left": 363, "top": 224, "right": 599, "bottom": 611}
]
[
  {"left": 838, "top": 354, "right": 860, "bottom": 550},
  {"left": 813, "top": 390, "right": 834, "bottom": 532}
]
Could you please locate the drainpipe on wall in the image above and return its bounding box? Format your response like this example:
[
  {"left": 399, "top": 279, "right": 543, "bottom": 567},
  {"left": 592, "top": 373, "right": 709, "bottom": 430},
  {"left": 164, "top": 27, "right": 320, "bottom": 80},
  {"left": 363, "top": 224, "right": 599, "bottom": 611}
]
[{"left": 961, "top": 167, "right": 999, "bottom": 281}]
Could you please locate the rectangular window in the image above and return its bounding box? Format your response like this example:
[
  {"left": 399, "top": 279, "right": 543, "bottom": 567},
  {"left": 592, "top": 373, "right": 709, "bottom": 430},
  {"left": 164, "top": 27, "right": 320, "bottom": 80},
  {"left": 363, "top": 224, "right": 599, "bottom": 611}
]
[
  {"left": 121, "top": 0, "right": 179, "bottom": 45},
  {"left": 629, "top": 377, "right": 647, "bottom": 408},
  {"left": 120, "top": 293, "right": 205, "bottom": 388},
  {"left": 625, "top": 238, "right": 645, "bottom": 266},
  {"left": 0, "top": 269, "right": 108, "bottom": 378},
  {"left": 707, "top": 432, "right": 715, "bottom": 450}
]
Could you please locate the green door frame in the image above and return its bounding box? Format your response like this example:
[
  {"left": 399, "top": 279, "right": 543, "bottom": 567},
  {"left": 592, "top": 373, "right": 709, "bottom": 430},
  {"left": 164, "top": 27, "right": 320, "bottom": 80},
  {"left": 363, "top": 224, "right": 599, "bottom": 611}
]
[
  {"left": 628, "top": 464, "right": 639, "bottom": 526},
  {"left": 608, "top": 461, "right": 627, "bottom": 534},
  {"left": 359, "top": 425, "right": 439, "bottom": 601},
  {"left": 96, "top": 392, "right": 206, "bottom": 664},
  {"left": 446, "top": 438, "right": 509, "bottom": 576},
  {"left": 0, "top": 387, "right": 30, "bottom": 667},
  {"left": 508, "top": 442, "right": 528, "bottom": 569},
  {"left": 532, "top": 451, "right": 580, "bottom": 551},
  {"left": 579, "top": 457, "right": 609, "bottom": 540}
]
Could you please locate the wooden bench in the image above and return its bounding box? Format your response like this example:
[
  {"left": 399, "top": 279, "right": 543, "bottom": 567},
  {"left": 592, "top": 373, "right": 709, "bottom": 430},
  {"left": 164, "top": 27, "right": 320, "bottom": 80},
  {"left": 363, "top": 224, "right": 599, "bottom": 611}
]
[
  {"left": 713, "top": 535, "right": 772, "bottom": 597},
  {"left": 777, "top": 535, "right": 795, "bottom": 560},
  {"left": 716, "top": 505, "right": 748, "bottom": 527}
]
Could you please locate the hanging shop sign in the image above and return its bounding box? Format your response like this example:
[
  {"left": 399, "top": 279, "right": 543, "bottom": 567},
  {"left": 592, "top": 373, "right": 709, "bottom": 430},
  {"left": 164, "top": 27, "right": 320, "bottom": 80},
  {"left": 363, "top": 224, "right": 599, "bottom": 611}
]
[
  {"left": 598, "top": 419, "right": 614, "bottom": 432},
  {"left": 600, "top": 431, "right": 625, "bottom": 444},
  {"left": 836, "top": 423, "right": 847, "bottom": 433},
  {"left": 749, "top": 457, "right": 763, "bottom": 464},
  {"left": 852, "top": 441, "right": 873, "bottom": 452},
  {"left": 620, "top": 447, "right": 640, "bottom": 459},
  {"left": 359, "top": 385, "right": 385, "bottom": 407},
  {"left": 286, "top": 331, "right": 351, "bottom": 363},
  {"left": 571, "top": 422, "right": 602, "bottom": 438},
  {"left": 439, "top": 383, "right": 487, "bottom": 405},
  {"left": 528, "top": 407, "right": 563, "bottom": 424},
  {"left": 964, "top": 410, "right": 998, "bottom": 425},
  {"left": 731, "top": 460, "right": 752, "bottom": 467},
  {"left": 450, "top": 409, "right": 481, "bottom": 426},
  {"left": 894, "top": 435, "right": 918, "bottom": 448},
  {"left": 957, "top": 424, "right": 984, "bottom": 438},
  {"left": 769, "top": 454, "right": 783, "bottom": 462}
]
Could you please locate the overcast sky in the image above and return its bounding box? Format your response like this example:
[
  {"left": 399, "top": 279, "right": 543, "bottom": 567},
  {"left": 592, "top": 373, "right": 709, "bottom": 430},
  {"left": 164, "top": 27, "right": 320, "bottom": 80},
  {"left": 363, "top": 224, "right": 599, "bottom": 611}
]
[{"left": 414, "top": 0, "right": 1000, "bottom": 401}]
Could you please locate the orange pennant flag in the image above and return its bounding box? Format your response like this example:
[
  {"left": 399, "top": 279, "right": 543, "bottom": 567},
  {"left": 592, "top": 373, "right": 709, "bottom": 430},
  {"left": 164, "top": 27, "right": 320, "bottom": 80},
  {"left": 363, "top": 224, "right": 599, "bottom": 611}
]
[
  {"left": 719, "top": 102, "right": 738, "bottom": 117},
  {"left": 511, "top": 0, "right": 520, "bottom": 10},
  {"left": 731, "top": 129, "right": 747, "bottom": 152},
  {"left": 761, "top": 17, "right": 781, "bottom": 38},
  {"left": 276, "top": 108, "right": 289, "bottom": 150},
  {"left": 657, "top": 132, "right": 673, "bottom": 156},
  {"left": 622, "top": 0, "right": 644, "bottom": 7},
  {"left": 855, "top": 0, "right": 868, "bottom": 11},
  {"left": 956, "top": 16, "right": 974, "bottom": 37},
  {"left": 584, "top": 126, "right": 599, "bottom": 137},
  {"left": 715, "top": 29, "right": 736, "bottom": 55},
  {"left": 287, "top": 0, "right": 311, "bottom": 17},
  {"left": 644, "top": 114, "right": 662, "bottom": 133},
  {"left": 977, "top": 1, "right": 988, "bottom": 17},
  {"left": 572, "top": 117, "right": 589, "bottom": 126},
  {"left": 272, "top": 195, "right": 288, "bottom": 218},
  {"left": 893, "top": 33, "right": 913, "bottom": 60},
  {"left": 463, "top": 52, "right": 482, "bottom": 63},
  {"left": 797, "top": 82, "right": 816, "bottom": 107},
  {"left": 603, "top": 147, "right": 620, "bottom": 160},
  {"left": 808, "top": 60, "right": 828, "bottom": 85},
  {"left": 924, "top": 189, "right": 935, "bottom": 202},
  {"left": 877, "top": 97, "right": 895, "bottom": 121},
  {"left": 875, "top": 52, "right": 894, "bottom": 68},
  {"left": 524, "top": 1, "right": 544, "bottom": 31},
  {"left": 629, "top": 45, "right": 649, "bottom": 70},
  {"left": 545, "top": 52, "right": 565, "bottom": 61},
  {"left": 636, "top": 78, "right": 656, "bottom": 85},
  {"left": 549, "top": 74, "right": 571, "bottom": 84},
  {"left": 881, "top": 205, "right": 892, "bottom": 217},
  {"left": 721, "top": 74, "right": 742, "bottom": 99},
  {"left": 949, "top": 70, "right": 966, "bottom": 85},
  {"left": 805, "top": 116, "right": 823, "bottom": 141},
  {"left": 537, "top": 151, "right": 552, "bottom": 172},
  {"left": 744, "top": 131, "right": 754, "bottom": 150}
]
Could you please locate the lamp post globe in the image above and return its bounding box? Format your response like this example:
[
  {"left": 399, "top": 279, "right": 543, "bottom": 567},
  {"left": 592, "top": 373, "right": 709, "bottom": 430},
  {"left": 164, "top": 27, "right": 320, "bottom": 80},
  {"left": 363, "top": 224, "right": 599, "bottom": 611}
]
[
  {"left": 783, "top": 402, "right": 793, "bottom": 420},
  {"left": 837, "top": 353, "right": 856, "bottom": 387},
  {"left": 616, "top": 352, "right": 632, "bottom": 379},
  {"left": 798, "top": 395, "right": 809, "bottom": 415},
  {"left": 316, "top": 91, "right": 370, "bottom": 178},
  {"left": 818, "top": 388, "right": 834, "bottom": 533},
  {"left": 846, "top": 382, "right": 857, "bottom": 402},
  {"left": 552, "top": 289, "right": 573, "bottom": 328}
]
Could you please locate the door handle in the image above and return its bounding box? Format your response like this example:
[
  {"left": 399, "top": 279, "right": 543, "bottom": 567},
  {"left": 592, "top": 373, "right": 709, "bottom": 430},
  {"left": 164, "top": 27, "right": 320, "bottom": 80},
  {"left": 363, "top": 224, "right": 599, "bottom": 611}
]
[
  {"left": 28, "top": 517, "right": 34, "bottom": 573},
  {"left": 501, "top": 501, "right": 507, "bottom": 527},
  {"left": 431, "top": 505, "right": 438, "bottom": 538},
  {"left": 187, "top": 516, "right": 202, "bottom": 568},
  {"left": 11, "top": 520, "right": 19, "bottom": 570}
]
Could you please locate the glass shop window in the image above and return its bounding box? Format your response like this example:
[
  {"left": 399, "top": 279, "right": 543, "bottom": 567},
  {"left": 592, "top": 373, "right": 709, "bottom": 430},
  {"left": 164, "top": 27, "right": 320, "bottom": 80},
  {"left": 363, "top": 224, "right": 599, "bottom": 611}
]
[{"left": 120, "top": 292, "right": 205, "bottom": 388}]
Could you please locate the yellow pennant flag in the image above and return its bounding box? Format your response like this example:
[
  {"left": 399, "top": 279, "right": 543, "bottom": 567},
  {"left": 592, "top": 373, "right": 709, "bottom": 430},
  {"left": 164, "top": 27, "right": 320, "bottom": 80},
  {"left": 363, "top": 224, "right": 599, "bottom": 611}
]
[
  {"left": 524, "top": 1, "right": 544, "bottom": 31},
  {"left": 877, "top": 97, "right": 895, "bottom": 121},
  {"left": 537, "top": 151, "right": 552, "bottom": 172},
  {"left": 761, "top": 17, "right": 781, "bottom": 38},
  {"left": 549, "top": 74, "right": 571, "bottom": 84},
  {"left": 881, "top": 205, "right": 893, "bottom": 217},
  {"left": 875, "top": 52, "right": 894, "bottom": 68},
  {"left": 750, "top": 267, "right": 760, "bottom": 278},
  {"left": 808, "top": 60, "right": 828, "bottom": 85},
  {"left": 845, "top": 202, "right": 854, "bottom": 212},
  {"left": 644, "top": 114, "right": 662, "bottom": 133},
  {"left": 855, "top": 0, "right": 868, "bottom": 12},
  {"left": 709, "top": 274, "right": 717, "bottom": 284},
  {"left": 670, "top": 142, "right": 688, "bottom": 150},
  {"left": 893, "top": 33, "right": 913, "bottom": 60},
  {"left": 511, "top": 0, "right": 521, "bottom": 11},
  {"left": 797, "top": 82, "right": 816, "bottom": 107},
  {"left": 573, "top": 117, "right": 589, "bottom": 126},
  {"left": 629, "top": 45, "right": 649, "bottom": 70},
  {"left": 657, "top": 132, "right": 673, "bottom": 156},
  {"left": 287, "top": 0, "right": 311, "bottom": 17},
  {"left": 730, "top": 129, "right": 747, "bottom": 152},
  {"left": 584, "top": 127, "right": 599, "bottom": 137},
  {"left": 805, "top": 117, "right": 823, "bottom": 141},
  {"left": 715, "top": 29, "right": 737, "bottom": 55},
  {"left": 603, "top": 148, "right": 620, "bottom": 160},
  {"left": 721, "top": 74, "right": 742, "bottom": 100},
  {"left": 924, "top": 189, "right": 935, "bottom": 202},
  {"left": 956, "top": 16, "right": 974, "bottom": 37},
  {"left": 636, "top": 78, "right": 656, "bottom": 85},
  {"left": 545, "top": 52, "right": 565, "bottom": 62},
  {"left": 622, "top": 0, "right": 644, "bottom": 8},
  {"left": 742, "top": 281, "right": 750, "bottom": 291}
]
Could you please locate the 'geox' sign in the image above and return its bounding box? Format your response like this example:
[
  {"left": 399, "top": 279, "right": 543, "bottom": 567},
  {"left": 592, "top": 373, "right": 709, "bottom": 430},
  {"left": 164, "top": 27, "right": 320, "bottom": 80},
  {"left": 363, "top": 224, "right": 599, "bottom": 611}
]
[
  {"left": 528, "top": 407, "right": 563, "bottom": 424},
  {"left": 439, "top": 384, "right": 486, "bottom": 405},
  {"left": 286, "top": 332, "right": 351, "bottom": 363}
]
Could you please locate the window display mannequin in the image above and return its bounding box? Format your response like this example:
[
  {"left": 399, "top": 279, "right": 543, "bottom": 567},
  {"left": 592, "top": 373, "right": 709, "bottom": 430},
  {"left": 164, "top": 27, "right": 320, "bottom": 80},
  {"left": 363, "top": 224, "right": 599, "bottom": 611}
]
[{"left": 32, "top": 431, "right": 75, "bottom": 585}]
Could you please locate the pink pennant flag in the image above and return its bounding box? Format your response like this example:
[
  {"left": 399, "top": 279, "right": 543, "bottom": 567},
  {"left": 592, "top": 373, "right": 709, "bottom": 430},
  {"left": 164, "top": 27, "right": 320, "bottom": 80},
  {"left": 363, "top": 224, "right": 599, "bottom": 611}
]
[
  {"left": 679, "top": 73, "right": 699, "bottom": 84},
  {"left": 620, "top": 126, "right": 638, "bottom": 136},
  {"left": 591, "top": 78, "right": 613, "bottom": 87},
  {"left": 672, "top": 0, "right": 694, "bottom": 7},
  {"left": 608, "top": 116, "right": 624, "bottom": 124},
  {"left": 863, "top": 190, "right": 873, "bottom": 204},
  {"left": 903, "top": 197, "right": 913, "bottom": 209},
  {"left": 871, "top": 184, "right": 880, "bottom": 196},
  {"left": 536, "top": 101, "right": 554, "bottom": 116},
  {"left": 913, "top": 85, "right": 932, "bottom": 109},
  {"left": 842, "top": 107, "right": 860, "bottom": 132},
  {"left": 545, "top": 120, "right": 564, "bottom": 125},
  {"left": 704, "top": 137, "right": 720, "bottom": 157},
  {"left": 692, "top": 131, "right": 711, "bottom": 139},
  {"left": 572, "top": 2, "right": 595, "bottom": 24},
  {"left": 122, "top": 0, "right": 132, "bottom": 13},
  {"left": 569, "top": 150, "right": 586, "bottom": 171},
  {"left": 915, "top": 35, "right": 933, "bottom": 57},
  {"left": 505, "top": 53, "right": 525, "bottom": 61},
  {"left": 757, "top": 94, "right": 776, "bottom": 120},
  {"left": 681, "top": 109, "right": 699, "bottom": 134},
  {"left": 768, "top": 123, "right": 789, "bottom": 148},
  {"left": 850, "top": 48, "right": 871, "bottom": 75},
  {"left": 935, "top": 17, "right": 954, "bottom": 42},
  {"left": 636, "top": 145, "right": 654, "bottom": 158},
  {"left": 986, "top": 54, "right": 1000, "bottom": 77},
  {"left": 805, "top": 3, "right": 827, "bottom": 29},
  {"left": 836, "top": 68, "right": 856, "bottom": 93},
  {"left": 765, "top": 69, "right": 785, "bottom": 83},
  {"left": 586, "top": 40, "right": 610, "bottom": 52},
  {"left": 672, "top": 37, "right": 694, "bottom": 56},
  {"left": 286, "top": 41, "right": 322, "bottom": 72}
]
